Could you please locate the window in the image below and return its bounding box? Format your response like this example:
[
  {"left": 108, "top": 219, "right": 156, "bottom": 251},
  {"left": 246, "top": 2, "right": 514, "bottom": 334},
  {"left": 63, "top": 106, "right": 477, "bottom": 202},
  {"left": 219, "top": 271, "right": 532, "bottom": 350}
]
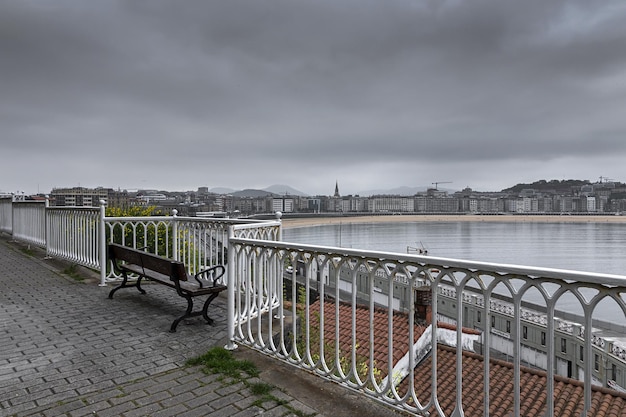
[
  {"left": 506, "top": 320, "right": 511, "bottom": 334},
  {"left": 595, "top": 354, "right": 600, "bottom": 372},
  {"left": 580, "top": 346, "right": 584, "bottom": 362},
  {"left": 561, "top": 338, "right": 567, "bottom": 353},
  {"left": 541, "top": 331, "right": 546, "bottom": 346},
  {"left": 612, "top": 364, "right": 617, "bottom": 381},
  {"left": 522, "top": 326, "right": 528, "bottom": 339},
  {"left": 491, "top": 316, "right": 495, "bottom": 328},
  {"left": 477, "top": 311, "right": 482, "bottom": 323}
]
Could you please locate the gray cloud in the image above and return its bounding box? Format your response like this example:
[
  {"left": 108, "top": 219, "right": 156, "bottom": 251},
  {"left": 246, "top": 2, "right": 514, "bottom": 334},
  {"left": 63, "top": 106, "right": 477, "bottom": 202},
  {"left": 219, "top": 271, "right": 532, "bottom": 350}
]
[{"left": 2, "top": 0, "right": 626, "bottom": 196}]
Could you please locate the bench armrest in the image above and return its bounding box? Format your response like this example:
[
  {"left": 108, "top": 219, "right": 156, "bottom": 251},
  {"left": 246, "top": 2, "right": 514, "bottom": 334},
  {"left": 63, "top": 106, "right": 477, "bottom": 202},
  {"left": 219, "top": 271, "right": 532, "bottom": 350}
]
[{"left": 192, "top": 265, "right": 226, "bottom": 288}]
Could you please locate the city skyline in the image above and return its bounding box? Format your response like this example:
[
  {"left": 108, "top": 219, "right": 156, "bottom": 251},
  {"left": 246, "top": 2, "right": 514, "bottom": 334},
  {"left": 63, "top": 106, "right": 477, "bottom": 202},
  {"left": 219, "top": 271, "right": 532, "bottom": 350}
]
[
  {"left": 38, "top": 177, "right": 626, "bottom": 216},
  {"left": 3, "top": 176, "right": 624, "bottom": 199},
  {"left": 2, "top": 1, "right": 626, "bottom": 196}
]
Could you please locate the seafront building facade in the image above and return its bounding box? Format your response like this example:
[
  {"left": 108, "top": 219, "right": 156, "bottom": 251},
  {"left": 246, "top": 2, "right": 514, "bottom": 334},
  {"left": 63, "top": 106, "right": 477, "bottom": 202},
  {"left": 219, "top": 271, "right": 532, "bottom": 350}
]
[
  {"left": 49, "top": 187, "right": 130, "bottom": 209},
  {"left": 21, "top": 180, "right": 626, "bottom": 216}
]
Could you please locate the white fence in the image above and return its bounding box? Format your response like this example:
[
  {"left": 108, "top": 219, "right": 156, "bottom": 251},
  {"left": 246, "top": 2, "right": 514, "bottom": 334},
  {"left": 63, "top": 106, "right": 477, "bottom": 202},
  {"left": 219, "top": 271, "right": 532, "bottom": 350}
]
[
  {"left": 0, "top": 199, "right": 281, "bottom": 285},
  {"left": 0, "top": 198, "right": 12, "bottom": 234},
  {"left": 101, "top": 211, "right": 281, "bottom": 285},
  {"left": 47, "top": 206, "right": 102, "bottom": 269},
  {"left": 11, "top": 201, "right": 47, "bottom": 247},
  {"left": 226, "top": 236, "right": 626, "bottom": 416}
]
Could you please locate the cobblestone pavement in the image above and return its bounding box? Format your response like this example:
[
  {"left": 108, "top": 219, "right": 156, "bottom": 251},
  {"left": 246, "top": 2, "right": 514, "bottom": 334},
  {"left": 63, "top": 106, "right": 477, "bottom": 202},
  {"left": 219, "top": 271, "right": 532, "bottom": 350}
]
[
  {"left": 0, "top": 237, "right": 404, "bottom": 417},
  {"left": 0, "top": 238, "right": 321, "bottom": 417}
]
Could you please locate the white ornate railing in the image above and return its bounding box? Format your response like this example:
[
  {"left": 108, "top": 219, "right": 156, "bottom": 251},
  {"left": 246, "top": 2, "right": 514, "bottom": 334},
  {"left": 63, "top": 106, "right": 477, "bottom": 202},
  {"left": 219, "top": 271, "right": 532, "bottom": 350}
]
[
  {"left": 12, "top": 201, "right": 47, "bottom": 247},
  {"left": 225, "top": 237, "right": 626, "bottom": 417},
  {"left": 0, "top": 199, "right": 281, "bottom": 286},
  {"left": 0, "top": 197, "right": 12, "bottom": 234},
  {"left": 101, "top": 211, "right": 282, "bottom": 285},
  {"left": 47, "top": 206, "right": 101, "bottom": 269}
]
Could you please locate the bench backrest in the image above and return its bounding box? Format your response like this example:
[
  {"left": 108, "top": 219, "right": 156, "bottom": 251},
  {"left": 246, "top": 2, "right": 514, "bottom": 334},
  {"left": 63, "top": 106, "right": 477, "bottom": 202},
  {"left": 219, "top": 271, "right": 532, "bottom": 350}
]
[{"left": 108, "top": 243, "right": 188, "bottom": 281}]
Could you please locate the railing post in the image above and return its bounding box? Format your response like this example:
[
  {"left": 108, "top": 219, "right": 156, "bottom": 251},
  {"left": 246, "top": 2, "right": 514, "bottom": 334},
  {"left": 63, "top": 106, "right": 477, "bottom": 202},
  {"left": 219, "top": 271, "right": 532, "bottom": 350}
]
[
  {"left": 172, "top": 209, "right": 178, "bottom": 261},
  {"left": 275, "top": 211, "right": 282, "bottom": 240},
  {"left": 44, "top": 196, "right": 51, "bottom": 259},
  {"left": 99, "top": 200, "right": 107, "bottom": 287},
  {"left": 225, "top": 224, "right": 238, "bottom": 351}
]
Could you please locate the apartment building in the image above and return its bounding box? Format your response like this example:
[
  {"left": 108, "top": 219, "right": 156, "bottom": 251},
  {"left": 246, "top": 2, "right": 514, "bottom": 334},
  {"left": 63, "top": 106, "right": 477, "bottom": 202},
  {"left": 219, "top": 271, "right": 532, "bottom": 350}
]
[{"left": 50, "top": 187, "right": 129, "bottom": 208}]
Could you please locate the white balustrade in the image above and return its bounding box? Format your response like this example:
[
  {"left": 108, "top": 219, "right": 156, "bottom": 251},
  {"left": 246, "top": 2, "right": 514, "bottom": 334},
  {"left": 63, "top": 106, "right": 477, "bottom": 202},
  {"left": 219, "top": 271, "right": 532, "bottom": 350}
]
[
  {"left": 0, "top": 198, "right": 12, "bottom": 233},
  {"left": 47, "top": 207, "right": 101, "bottom": 269},
  {"left": 12, "top": 201, "right": 47, "bottom": 247},
  {"left": 225, "top": 236, "right": 626, "bottom": 416}
]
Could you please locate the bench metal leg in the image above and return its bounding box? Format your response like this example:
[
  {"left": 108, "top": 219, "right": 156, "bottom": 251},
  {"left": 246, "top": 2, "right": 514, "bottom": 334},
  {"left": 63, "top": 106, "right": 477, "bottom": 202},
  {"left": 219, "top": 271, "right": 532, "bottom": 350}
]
[
  {"left": 170, "top": 294, "right": 194, "bottom": 333},
  {"left": 169, "top": 292, "right": 221, "bottom": 332},
  {"left": 201, "top": 293, "right": 220, "bottom": 325},
  {"left": 108, "top": 274, "right": 147, "bottom": 299}
]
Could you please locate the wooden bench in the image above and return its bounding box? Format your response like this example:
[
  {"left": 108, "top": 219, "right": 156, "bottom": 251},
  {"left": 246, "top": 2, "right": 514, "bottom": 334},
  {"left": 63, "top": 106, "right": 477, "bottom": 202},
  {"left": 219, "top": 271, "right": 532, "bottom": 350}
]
[{"left": 107, "top": 243, "right": 227, "bottom": 332}]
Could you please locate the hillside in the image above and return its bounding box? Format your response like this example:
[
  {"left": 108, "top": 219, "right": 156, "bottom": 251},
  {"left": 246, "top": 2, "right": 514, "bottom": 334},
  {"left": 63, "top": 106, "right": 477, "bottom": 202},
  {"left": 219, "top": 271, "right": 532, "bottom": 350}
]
[{"left": 502, "top": 179, "right": 592, "bottom": 194}]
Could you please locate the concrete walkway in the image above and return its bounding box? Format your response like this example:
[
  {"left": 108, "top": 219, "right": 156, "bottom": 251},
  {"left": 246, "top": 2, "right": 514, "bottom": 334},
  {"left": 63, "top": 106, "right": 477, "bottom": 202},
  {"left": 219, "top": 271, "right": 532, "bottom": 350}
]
[{"left": 0, "top": 236, "right": 402, "bottom": 417}]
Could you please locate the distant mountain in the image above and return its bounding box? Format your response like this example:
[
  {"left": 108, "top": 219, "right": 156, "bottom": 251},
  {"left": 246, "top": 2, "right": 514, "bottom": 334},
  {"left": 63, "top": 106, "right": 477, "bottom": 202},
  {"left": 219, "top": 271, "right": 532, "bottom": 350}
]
[
  {"left": 209, "top": 184, "right": 308, "bottom": 197},
  {"left": 209, "top": 187, "right": 236, "bottom": 194},
  {"left": 264, "top": 184, "right": 308, "bottom": 196},
  {"left": 231, "top": 189, "right": 276, "bottom": 198}
]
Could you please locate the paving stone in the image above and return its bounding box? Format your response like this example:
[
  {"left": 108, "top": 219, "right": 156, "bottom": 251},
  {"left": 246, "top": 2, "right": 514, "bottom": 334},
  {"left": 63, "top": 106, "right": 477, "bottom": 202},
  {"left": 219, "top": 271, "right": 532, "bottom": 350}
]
[
  {"left": 177, "top": 404, "right": 216, "bottom": 417},
  {"left": 133, "top": 389, "right": 172, "bottom": 407},
  {"left": 167, "top": 379, "right": 204, "bottom": 396},
  {"left": 230, "top": 406, "right": 267, "bottom": 417},
  {"left": 215, "top": 381, "right": 247, "bottom": 396},
  {"left": 287, "top": 399, "right": 318, "bottom": 416},
  {"left": 0, "top": 238, "right": 329, "bottom": 417},
  {"left": 206, "top": 404, "right": 240, "bottom": 416},
  {"left": 206, "top": 391, "right": 245, "bottom": 411},
  {"left": 67, "top": 399, "right": 111, "bottom": 417},
  {"left": 182, "top": 391, "right": 220, "bottom": 409}
]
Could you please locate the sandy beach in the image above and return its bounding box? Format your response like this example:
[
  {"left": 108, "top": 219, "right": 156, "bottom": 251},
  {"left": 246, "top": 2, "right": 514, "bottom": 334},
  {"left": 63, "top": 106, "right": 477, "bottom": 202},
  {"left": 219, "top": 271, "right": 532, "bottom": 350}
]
[{"left": 281, "top": 214, "right": 626, "bottom": 229}]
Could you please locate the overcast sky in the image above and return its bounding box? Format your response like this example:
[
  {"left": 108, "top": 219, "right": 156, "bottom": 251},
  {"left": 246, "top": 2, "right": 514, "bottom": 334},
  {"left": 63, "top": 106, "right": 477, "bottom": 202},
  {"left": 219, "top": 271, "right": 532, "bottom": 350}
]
[{"left": 2, "top": 0, "right": 626, "bottom": 196}]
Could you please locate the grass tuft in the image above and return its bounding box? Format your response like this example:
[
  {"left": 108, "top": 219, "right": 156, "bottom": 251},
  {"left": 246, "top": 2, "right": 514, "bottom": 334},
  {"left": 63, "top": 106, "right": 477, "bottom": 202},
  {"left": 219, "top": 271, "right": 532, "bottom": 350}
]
[
  {"left": 186, "top": 347, "right": 259, "bottom": 379},
  {"left": 187, "top": 347, "right": 317, "bottom": 417},
  {"left": 249, "top": 382, "right": 273, "bottom": 396},
  {"left": 63, "top": 264, "right": 84, "bottom": 282}
]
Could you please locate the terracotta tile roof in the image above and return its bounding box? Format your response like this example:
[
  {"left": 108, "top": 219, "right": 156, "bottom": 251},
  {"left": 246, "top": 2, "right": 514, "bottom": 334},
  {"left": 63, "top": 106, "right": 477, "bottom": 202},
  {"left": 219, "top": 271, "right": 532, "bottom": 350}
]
[
  {"left": 307, "top": 298, "right": 626, "bottom": 417},
  {"left": 308, "top": 298, "right": 426, "bottom": 371},
  {"left": 404, "top": 346, "right": 626, "bottom": 416}
]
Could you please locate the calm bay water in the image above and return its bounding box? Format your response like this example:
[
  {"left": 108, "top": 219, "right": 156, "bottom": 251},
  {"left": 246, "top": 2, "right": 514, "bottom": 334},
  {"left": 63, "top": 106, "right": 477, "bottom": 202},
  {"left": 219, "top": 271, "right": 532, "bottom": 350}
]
[
  {"left": 283, "top": 221, "right": 626, "bottom": 320},
  {"left": 283, "top": 221, "right": 626, "bottom": 275}
]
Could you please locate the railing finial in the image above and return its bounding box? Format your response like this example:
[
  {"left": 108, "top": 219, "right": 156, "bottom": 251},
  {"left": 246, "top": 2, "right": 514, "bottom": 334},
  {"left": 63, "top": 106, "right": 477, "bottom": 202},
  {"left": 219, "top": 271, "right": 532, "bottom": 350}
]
[
  {"left": 275, "top": 211, "right": 282, "bottom": 220},
  {"left": 172, "top": 209, "right": 178, "bottom": 217}
]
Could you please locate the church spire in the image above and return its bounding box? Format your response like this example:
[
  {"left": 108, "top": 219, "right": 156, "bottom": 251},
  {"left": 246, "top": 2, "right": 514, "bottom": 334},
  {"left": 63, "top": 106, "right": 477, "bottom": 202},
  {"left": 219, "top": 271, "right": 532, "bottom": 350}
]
[{"left": 334, "top": 181, "right": 340, "bottom": 198}]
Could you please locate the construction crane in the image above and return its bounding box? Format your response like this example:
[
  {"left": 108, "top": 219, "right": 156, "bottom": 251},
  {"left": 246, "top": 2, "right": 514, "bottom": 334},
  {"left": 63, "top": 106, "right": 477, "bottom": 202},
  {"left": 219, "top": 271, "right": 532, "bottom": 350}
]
[{"left": 431, "top": 181, "right": 452, "bottom": 190}]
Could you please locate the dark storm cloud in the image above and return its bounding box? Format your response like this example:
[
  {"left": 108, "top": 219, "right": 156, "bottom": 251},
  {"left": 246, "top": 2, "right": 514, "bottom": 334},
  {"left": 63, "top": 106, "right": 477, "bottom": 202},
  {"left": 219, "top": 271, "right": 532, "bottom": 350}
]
[{"left": 2, "top": 0, "right": 626, "bottom": 195}]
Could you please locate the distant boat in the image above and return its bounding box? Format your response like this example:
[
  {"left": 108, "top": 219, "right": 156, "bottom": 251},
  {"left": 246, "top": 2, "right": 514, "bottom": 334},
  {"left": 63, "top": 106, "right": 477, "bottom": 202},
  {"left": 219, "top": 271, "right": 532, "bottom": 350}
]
[{"left": 407, "top": 241, "right": 429, "bottom": 255}]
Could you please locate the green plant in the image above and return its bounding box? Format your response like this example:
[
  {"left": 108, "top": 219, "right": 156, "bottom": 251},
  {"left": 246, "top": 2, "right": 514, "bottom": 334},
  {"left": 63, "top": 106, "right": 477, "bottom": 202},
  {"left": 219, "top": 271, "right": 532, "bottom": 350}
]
[
  {"left": 187, "top": 347, "right": 316, "bottom": 416},
  {"left": 249, "top": 382, "right": 274, "bottom": 396},
  {"left": 186, "top": 347, "right": 259, "bottom": 379},
  {"left": 63, "top": 264, "right": 84, "bottom": 282},
  {"left": 294, "top": 296, "right": 382, "bottom": 388},
  {"left": 20, "top": 246, "right": 35, "bottom": 257},
  {"left": 105, "top": 206, "right": 171, "bottom": 255}
]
